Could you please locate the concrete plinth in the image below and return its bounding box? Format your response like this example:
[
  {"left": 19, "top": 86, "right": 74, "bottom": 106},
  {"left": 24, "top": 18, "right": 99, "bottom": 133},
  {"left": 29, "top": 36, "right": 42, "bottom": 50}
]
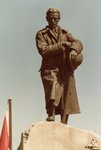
[{"left": 17, "top": 122, "right": 101, "bottom": 150}]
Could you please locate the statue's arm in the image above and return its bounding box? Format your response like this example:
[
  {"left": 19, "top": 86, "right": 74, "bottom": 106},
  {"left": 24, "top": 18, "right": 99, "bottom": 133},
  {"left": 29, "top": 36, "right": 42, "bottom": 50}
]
[
  {"left": 36, "top": 31, "right": 65, "bottom": 58},
  {"left": 67, "top": 32, "right": 83, "bottom": 54}
]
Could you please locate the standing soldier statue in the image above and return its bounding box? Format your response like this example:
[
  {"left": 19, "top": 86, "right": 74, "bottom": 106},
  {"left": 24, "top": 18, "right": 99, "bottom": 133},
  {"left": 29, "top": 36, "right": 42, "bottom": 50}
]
[{"left": 36, "top": 8, "right": 83, "bottom": 124}]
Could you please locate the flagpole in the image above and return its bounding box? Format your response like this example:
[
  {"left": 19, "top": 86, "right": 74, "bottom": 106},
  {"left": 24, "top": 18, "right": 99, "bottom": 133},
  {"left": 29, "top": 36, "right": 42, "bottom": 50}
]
[{"left": 8, "top": 97, "right": 12, "bottom": 150}]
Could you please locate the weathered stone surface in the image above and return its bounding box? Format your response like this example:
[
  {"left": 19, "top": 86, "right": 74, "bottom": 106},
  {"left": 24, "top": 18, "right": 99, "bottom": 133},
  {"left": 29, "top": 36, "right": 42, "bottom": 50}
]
[{"left": 17, "top": 122, "right": 101, "bottom": 150}]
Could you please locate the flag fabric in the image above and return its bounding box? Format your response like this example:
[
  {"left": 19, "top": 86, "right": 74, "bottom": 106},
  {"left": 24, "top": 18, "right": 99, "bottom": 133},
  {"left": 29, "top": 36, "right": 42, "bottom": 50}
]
[{"left": 0, "top": 112, "right": 9, "bottom": 150}]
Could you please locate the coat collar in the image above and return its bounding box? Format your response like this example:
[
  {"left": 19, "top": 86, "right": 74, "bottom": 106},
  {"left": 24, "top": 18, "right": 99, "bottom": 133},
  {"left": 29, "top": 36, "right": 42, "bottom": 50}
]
[{"left": 45, "top": 26, "right": 62, "bottom": 42}]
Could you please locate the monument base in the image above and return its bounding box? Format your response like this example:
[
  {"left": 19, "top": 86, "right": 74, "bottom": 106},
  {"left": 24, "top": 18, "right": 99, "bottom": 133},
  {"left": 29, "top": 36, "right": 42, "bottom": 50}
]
[{"left": 17, "top": 121, "right": 101, "bottom": 150}]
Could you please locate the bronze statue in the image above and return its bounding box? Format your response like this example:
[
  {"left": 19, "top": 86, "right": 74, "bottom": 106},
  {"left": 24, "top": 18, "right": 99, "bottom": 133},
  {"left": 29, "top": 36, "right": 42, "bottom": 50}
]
[{"left": 36, "top": 8, "right": 83, "bottom": 124}]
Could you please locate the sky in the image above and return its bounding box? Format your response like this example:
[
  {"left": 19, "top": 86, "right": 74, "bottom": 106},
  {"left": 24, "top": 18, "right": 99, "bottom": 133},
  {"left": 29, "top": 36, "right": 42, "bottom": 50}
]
[{"left": 0, "top": 0, "right": 101, "bottom": 149}]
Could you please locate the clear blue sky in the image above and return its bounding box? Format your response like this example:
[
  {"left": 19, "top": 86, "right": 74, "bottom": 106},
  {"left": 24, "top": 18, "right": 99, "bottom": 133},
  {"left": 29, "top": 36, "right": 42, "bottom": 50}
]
[{"left": 0, "top": 0, "right": 101, "bottom": 149}]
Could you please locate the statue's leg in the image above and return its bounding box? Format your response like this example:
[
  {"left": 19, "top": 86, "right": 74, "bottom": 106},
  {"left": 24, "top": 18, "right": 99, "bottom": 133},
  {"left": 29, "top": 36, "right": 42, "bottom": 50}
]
[
  {"left": 46, "top": 99, "right": 55, "bottom": 121},
  {"left": 61, "top": 114, "right": 69, "bottom": 124}
]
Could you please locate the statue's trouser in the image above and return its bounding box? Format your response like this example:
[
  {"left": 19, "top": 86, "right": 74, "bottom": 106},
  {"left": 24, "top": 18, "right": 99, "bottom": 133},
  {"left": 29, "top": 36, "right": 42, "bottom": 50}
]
[
  {"left": 46, "top": 101, "right": 69, "bottom": 124},
  {"left": 61, "top": 114, "right": 69, "bottom": 124},
  {"left": 46, "top": 99, "right": 56, "bottom": 121},
  {"left": 46, "top": 99, "right": 69, "bottom": 124}
]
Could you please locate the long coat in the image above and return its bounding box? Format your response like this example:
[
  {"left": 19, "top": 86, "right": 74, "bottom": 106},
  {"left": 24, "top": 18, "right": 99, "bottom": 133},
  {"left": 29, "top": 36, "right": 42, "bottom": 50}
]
[{"left": 36, "top": 25, "right": 83, "bottom": 115}]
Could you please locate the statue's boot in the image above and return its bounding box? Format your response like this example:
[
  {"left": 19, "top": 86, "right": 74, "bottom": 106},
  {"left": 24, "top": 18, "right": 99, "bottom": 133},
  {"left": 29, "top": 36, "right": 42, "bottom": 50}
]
[{"left": 46, "top": 104, "right": 55, "bottom": 121}]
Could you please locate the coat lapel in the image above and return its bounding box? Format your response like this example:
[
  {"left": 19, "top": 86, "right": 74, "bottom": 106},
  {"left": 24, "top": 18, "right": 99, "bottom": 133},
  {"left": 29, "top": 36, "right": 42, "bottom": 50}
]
[{"left": 47, "top": 26, "right": 62, "bottom": 43}]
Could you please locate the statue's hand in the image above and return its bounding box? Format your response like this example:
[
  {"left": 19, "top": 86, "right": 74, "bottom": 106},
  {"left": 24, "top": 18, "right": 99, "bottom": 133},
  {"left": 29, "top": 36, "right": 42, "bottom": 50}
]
[
  {"left": 62, "top": 42, "right": 71, "bottom": 49},
  {"left": 69, "top": 50, "right": 77, "bottom": 61}
]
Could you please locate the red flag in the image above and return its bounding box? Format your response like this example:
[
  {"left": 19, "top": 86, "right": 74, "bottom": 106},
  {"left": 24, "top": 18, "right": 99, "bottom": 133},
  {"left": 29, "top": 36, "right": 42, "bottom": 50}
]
[{"left": 0, "top": 114, "right": 9, "bottom": 150}]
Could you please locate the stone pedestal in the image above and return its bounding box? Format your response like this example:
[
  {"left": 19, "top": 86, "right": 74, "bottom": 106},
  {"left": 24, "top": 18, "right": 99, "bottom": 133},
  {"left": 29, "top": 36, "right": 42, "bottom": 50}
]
[{"left": 17, "top": 122, "right": 101, "bottom": 150}]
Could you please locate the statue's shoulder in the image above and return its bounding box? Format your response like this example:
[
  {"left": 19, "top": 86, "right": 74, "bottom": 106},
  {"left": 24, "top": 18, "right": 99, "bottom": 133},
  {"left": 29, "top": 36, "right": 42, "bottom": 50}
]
[
  {"left": 37, "top": 26, "right": 49, "bottom": 35},
  {"left": 62, "top": 29, "right": 68, "bottom": 33},
  {"left": 60, "top": 26, "right": 74, "bottom": 38},
  {"left": 59, "top": 26, "right": 69, "bottom": 34}
]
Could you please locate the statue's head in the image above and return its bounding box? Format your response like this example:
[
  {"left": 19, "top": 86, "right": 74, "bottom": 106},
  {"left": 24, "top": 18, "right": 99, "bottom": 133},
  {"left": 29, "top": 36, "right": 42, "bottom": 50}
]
[{"left": 46, "top": 8, "right": 60, "bottom": 29}]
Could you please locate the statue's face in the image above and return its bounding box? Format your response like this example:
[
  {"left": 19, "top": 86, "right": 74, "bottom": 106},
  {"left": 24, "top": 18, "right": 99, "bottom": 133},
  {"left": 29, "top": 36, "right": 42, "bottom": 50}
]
[{"left": 47, "top": 14, "right": 60, "bottom": 29}]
